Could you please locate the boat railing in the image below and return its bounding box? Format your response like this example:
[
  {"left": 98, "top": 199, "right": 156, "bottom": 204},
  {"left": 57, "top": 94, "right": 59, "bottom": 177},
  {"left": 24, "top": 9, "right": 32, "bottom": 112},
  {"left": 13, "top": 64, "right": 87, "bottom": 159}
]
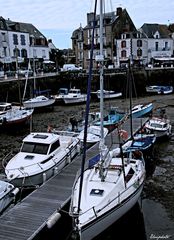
[{"left": 2, "top": 151, "right": 15, "bottom": 169}]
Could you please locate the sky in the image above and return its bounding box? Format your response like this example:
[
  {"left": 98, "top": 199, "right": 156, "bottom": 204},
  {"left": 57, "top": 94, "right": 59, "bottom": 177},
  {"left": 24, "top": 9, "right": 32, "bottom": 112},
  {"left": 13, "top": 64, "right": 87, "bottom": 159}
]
[{"left": 0, "top": 0, "right": 174, "bottom": 49}]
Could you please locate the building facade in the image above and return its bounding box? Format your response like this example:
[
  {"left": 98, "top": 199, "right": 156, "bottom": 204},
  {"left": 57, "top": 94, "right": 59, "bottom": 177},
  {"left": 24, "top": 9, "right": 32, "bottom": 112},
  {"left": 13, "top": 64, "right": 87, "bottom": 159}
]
[
  {"left": 0, "top": 16, "right": 49, "bottom": 72},
  {"left": 72, "top": 7, "right": 174, "bottom": 69}
]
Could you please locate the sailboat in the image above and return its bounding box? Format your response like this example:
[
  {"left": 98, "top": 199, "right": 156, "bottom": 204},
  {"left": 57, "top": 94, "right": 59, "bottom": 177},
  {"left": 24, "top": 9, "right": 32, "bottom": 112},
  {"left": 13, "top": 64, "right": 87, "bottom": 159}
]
[
  {"left": 69, "top": 1, "right": 146, "bottom": 239},
  {"left": 0, "top": 69, "right": 33, "bottom": 129},
  {"left": 23, "top": 61, "right": 55, "bottom": 110}
]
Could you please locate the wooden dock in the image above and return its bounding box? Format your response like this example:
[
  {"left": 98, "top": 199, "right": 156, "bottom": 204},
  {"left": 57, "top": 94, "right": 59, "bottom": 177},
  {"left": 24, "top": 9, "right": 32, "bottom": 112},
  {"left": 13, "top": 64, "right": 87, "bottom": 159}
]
[{"left": 0, "top": 118, "right": 147, "bottom": 240}]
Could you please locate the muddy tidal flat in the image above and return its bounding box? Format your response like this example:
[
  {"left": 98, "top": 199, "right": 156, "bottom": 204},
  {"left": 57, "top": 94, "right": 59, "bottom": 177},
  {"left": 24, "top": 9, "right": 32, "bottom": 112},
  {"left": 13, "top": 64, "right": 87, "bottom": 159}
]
[{"left": 0, "top": 93, "right": 174, "bottom": 240}]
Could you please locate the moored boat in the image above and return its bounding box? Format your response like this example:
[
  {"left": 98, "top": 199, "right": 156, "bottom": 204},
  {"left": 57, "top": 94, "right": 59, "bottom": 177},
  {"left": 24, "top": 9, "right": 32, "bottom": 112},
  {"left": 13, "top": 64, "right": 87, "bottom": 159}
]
[
  {"left": 53, "top": 88, "right": 69, "bottom": 104},
  {"left": 69, "top": 1, "right": 145, "bottom": 239},
  {"left": 91, "top": 89, "right": 122, "bottom": 99},
  {"left": 94, "top": 107, "right": 125, "bottom": 132},
  {"left": 23, "top": 95, "right": 55, "bottom": 109},
  {"left": 78, "top": 125, "right": 108, "bottom": 148},
  {"left": 0, "top": 180, "right": 19, "bottom": 214},
  {"left": 145, "top": 117, "right": 172, "bottom": 139},
  {"left": 131, "top": 102, "right": 153, "bottom": 118},
  {"left": 0, "top": 102, "right": 33, "bottom": 128},
  {"left": 146, "top": 85, "right": 173, "bottom": 95},
  {"left": 4, "top": 132, "right": 80, "bottom": 187},
  {"left": 63, "top": 88, "right": 87, "bottom": 104}
]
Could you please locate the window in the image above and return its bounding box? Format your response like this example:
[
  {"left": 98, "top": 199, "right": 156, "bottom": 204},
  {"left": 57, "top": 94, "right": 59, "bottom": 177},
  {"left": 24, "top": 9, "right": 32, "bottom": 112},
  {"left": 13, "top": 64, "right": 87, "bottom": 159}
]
[
  {"left": 1, "top": 32, "right": 6, "bottom": 41},
  {"left": 137, "top": 40, "right": 142, "bottom": 47},
  {"left": 13, "top": 34, "right": 18, "bottom": 45},
  {"left": 121, "top": 50, "right": 127, "bottom": 58},
  {"left": 13, "top": 48, "right": 20, "bottom": 57},
  {"left": 21, "top": 142, "right": 49, "bottom": 155},
  {"left": 49, "top": 140, "right": 60, "bottom": 154},
  {"left": 155, "top": 42, "right": 159, "bottom": 51},
  {"left": 42, "top": 50, "right": 46, "bottom": 58},
  {"left": 33, "top": 49, "right": 37, "bottom": 58},
  {"left": 21, "top": 49, "right": 27, "bottom": 58},
  {"left": 121, "top": 40, "right": 126, "bottom": 48},
  {"left": 20, "top": 35, "right": 26, "bottom": 45},
  {"left": 164, "top": 42, "right": 168, "bottom": 51},
  {"left": 3, "top": 47, "right": 7, "bottom": 57},
  {"left": 137, "top": 48, "right": 142, "bottom": 57}
]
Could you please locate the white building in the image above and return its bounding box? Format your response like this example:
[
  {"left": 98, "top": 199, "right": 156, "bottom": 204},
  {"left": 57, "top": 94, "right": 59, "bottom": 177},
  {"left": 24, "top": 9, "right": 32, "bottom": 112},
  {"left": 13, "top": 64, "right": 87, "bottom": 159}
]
[{"left": 0, "top": 16, "right": 49, "bottom": 72}]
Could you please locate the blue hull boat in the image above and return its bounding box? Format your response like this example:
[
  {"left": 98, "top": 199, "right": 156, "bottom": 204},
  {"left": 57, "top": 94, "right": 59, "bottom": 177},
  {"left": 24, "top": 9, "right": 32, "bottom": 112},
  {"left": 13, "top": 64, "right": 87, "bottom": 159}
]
[
  {"left": 94, "top": 107, "right": 124, "bottom": 132},
  {"left": 131, "top": 103, "right": 153, "bottom": 118}
]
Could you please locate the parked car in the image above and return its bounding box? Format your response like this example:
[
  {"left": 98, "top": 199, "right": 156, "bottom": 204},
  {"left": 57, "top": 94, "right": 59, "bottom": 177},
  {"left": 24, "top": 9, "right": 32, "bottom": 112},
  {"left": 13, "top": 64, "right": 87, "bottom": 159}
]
[
  {"left": 61, "top": 64, "right": 82, "bottom": 72},
  {"left": 18, "top": 69, "right": 33, "bottom": 76}
]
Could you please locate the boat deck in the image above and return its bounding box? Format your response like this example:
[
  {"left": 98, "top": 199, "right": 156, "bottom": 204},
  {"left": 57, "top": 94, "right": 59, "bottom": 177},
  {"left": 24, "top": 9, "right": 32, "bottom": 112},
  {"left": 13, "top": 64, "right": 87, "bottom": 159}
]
[{"left": 0, "top": 118, "right": 147, "bottom": 240}]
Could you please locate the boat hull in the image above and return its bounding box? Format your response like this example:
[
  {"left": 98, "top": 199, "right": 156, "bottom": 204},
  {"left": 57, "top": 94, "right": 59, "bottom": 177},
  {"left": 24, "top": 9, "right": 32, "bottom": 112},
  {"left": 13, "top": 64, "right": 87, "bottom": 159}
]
[
  {"left": 63, "top": 96, "right": 87, "bottom": 104},
  {"left": 23, "top": 98, "right": 55, "bottom": 109},
  {"left": 132, "top": 103, "right": 153, "bottom": 118},
  {"left": 78, "top": 183, "right": 144, "bottom": 240}
]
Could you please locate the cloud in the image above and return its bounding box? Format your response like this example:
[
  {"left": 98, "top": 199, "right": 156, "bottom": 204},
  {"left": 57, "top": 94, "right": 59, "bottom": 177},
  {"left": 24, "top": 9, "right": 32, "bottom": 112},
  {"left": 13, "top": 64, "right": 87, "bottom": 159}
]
[{"left": 0, "top": 0, "right": 173, "bottom": 48}]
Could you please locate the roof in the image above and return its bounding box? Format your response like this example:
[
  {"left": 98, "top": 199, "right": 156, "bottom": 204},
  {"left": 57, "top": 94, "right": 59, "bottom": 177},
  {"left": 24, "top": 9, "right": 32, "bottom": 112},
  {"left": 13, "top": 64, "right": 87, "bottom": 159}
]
[
  {"left": 23, "top": 132, "right": 59, "bottom": 144},
  {"left": 5, "top": 19, "right": 46, "bottom": 39},
  {"left": 141, "top": 23, "right": 171, "bottom": 38}
]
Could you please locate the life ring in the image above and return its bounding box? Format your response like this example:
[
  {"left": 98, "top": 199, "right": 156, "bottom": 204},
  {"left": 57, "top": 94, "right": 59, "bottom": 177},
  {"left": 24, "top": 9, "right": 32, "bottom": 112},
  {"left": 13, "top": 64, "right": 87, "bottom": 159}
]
[
  {"left": 133, "top": 150, "right": 142, "bottom": 159},
  {"left": 119, "top": 129, "right": 128, "bottom": 140}
]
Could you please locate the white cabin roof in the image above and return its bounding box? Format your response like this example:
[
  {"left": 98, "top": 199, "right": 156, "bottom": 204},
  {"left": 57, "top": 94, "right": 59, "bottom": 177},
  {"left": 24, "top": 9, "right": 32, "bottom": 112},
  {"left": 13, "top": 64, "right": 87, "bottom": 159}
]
[{"left": 23, "top": 132, "right": 59, "bottom": 144}]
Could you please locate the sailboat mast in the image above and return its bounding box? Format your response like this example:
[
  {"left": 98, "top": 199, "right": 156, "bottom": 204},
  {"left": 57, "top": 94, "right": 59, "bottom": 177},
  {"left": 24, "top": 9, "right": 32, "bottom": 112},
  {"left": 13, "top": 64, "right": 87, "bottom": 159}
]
[{"left": 99, "top": 0, "right": 104, "bottom": 145}]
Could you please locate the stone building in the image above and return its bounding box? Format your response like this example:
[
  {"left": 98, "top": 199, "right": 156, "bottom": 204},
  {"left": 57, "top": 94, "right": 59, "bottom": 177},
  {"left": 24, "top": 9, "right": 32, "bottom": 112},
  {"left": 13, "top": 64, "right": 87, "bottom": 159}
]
[{"left": 72, "top": 7, "right": 174, "bottom": 69}]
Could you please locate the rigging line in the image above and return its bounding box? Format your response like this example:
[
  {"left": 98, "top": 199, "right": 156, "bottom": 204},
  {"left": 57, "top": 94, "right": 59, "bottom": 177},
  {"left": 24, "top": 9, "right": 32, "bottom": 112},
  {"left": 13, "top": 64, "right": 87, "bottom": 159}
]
[{"left": 77, "top": 0, "right": 98, "bottom": 214}]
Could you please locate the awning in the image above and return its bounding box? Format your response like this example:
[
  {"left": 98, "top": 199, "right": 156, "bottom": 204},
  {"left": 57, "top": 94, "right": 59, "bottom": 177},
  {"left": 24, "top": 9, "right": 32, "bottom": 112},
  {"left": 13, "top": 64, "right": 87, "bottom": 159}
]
[
  {"left": 43, "top": 60, "right": 55, "bottom": 64},
  {"left": 153, "top": 57, "right": 174, "bottom": 61}
]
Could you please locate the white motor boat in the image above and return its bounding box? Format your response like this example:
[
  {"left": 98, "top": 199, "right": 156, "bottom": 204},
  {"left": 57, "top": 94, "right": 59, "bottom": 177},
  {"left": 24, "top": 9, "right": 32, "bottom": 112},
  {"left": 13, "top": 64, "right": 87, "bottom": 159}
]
[
  {"left": 63, "top": 88, "right": 87, "bottom": 104},
  {"left": 78, "top": 125, "right": 109, "bottom": 148},
  {"left": 23, "top": 95, "right": 55, "bottom": 109},
  {"left": 4, "top": 132, "right": 80, "bottom": 187},
  {"left": 0, "top": 102, "right": 33, "bottom": 128},
  {"left": 0, "top": 180, "right": 19, "bottom": 214},
  {"left": 145, "top": 117, "right": 172, "bottom": 138},
  {"left": 54, "top": 88, "right": 69, "bottom": 104},
  {"left": 93, "top": 89, "right": 122, "bottom": 99}
]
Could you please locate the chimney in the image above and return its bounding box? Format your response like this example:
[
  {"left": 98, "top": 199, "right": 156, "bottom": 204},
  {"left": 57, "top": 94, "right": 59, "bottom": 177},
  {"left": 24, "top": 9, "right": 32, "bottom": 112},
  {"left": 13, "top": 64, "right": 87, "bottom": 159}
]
[{"left": 116, "top": 7, "right": 122, "bottom": 17}]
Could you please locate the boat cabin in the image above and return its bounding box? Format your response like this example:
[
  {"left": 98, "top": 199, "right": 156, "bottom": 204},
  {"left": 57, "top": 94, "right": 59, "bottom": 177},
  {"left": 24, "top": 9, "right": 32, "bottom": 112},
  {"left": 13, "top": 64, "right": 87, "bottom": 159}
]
[
  {"left": 20, "top": 133, "right": 60, "bottom": 155},
  {"left": 0, "top": 102, "right": 12, "bottom": 114}
]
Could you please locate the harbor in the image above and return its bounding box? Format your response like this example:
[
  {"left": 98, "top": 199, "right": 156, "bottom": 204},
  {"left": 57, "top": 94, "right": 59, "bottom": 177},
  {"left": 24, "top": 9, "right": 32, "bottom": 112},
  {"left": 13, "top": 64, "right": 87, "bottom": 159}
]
[{"left": 0, "top": 93, "right": 173, "bottom": 239}]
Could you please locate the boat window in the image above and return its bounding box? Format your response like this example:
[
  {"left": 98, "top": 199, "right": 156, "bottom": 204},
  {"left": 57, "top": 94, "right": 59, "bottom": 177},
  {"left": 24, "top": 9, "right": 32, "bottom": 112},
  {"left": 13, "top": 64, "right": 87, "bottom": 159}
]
[
  {"left": 125, "top": 168, "right": 135, "bottom": 182},
  {"left": 151, "top": 123, "right": 162, "bottom": 128},
  {"left": 49, "top": 140, "right": 60, "bottom": 154},
  {"left": 21, "top": 142, "right": 49, "bottom": 155}
]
